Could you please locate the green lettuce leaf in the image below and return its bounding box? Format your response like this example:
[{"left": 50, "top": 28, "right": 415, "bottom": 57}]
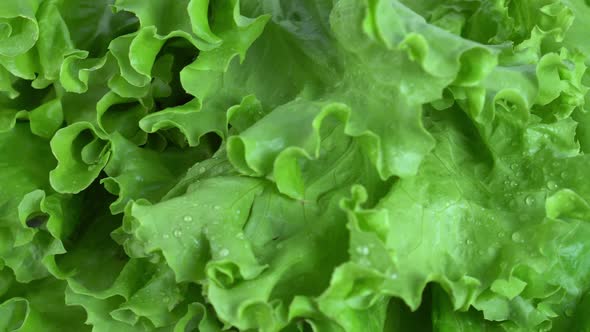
[{"left": 1, "top": 0, "right": 590, "bottom": 330}]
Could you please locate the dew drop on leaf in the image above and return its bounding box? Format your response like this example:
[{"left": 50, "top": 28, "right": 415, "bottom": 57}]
[
  {"left": 356, "top": 246, "right": 369, "bottom": 255},
  {"left": 511, "top": 232, "right": 524, "bottom": 243}
]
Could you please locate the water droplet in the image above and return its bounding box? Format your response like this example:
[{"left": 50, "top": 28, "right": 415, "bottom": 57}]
[
  {"left": 213, "top": 205, "right": 221, "bottom": 210},
  {"left": 236, "top": 210, "right": 241, "bottom": 215},
  {"left": 135, "top": 175, "right": 144, "bottom": 182},
  {"left": 276, "top": 243, "right": 284, "bottom": 249},
  {"left": 199, "top": 167, "right": 206, "bottom": 174},
  {"left": 390, "top": 273, "right": 398, "bottom": 280},
  {"left": 511, "top": 232, "right": 524, "bottom": 243},
  {"left": 399, "top": 83, "right": 409, "bottom": 94},
  {"left": 219, "top": 248, "right": 229, "bottom": 257},
  {"left": 510, "top": 163, "right": 518, "bottom": 170},
  {"left": 498, "top": 232, "right": 506, "bottom": 238},
  {"left": 466, "top": 239, "right": 474, "bottom": 245},
  {"left": 173, "top": 229, "right": 183, "bottom": 238},
  {"left": 183, "top": 215, "right": 193, "bottom": 222},
  {"left": 510, "top": 181, "right": 518, "bottom": 187},
  {"left": 547, "top": 181, "right": 558, "bottom": 190},
  {"left": 163, "top": 234, "right": 170, "bottom": 239},
  {"left": 503, "top": 180, "right": 510, "bottom": 186},
  {"left": 524, "top": 195, "right": 535, "bottom": 206},
  {"left": 162, "top": 296, "right": 170, "bottom": 303},
  {"left": 560, "top": 171, "right": 568, "bottom": 179},
  {"left": 236, "top": 232, "right": 245, "bottom": 240},
  {"left": 356, "top": 246, "right": 369, "bottom": 255}
]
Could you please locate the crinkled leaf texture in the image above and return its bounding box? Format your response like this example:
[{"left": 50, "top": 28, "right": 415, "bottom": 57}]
[{"left": 1, "top": 0, "right": 590, "bottom": 331}]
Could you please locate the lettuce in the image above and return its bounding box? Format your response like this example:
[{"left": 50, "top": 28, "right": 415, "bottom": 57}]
[{"left": 1, "top": 0, "right": 590, "bottom": 331}]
